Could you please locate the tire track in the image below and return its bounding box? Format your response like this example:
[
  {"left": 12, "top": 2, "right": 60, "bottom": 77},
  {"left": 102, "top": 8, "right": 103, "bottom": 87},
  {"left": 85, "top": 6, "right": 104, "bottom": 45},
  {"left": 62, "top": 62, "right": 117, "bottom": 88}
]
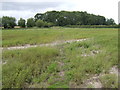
[{"left": 2, "top": 38, "right": 87, "bottom": 50}]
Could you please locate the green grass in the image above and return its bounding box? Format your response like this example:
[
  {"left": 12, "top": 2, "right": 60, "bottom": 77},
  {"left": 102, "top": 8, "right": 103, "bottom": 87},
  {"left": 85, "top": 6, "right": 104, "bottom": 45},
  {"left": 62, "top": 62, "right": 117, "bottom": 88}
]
[
  {"left": 2, "top": 28, "right": 118, "bottom": 88},
  {"left": 2, "top": 28, "right": 117, "bottom": 47},
  {"left": 2, "top": 47, "right": 59, "bottom": 88},
  {"left": 62, "top": 36, "right": 118, "bottom": 86},
  {"left": 100, "top": 74, "right": 118, "bottom": 88}
]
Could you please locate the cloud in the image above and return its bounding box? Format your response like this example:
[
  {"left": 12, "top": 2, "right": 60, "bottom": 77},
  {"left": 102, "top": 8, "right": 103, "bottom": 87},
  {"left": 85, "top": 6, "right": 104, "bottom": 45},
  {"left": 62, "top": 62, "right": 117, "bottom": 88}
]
[
  {"left": 1, "top": 10, "right": 35, "bottom": 20},
  {"left": 0, "top": 0, "right": 119, "bottom": 24},
  {"left": 118, "top": 1, "right": 120, "bottom": 24},
  {"left": 0, "top": 0, "right": 66, "bottom": 2},
  {"left": 1, "top": 2, "right": 64, "bottom": 11}
]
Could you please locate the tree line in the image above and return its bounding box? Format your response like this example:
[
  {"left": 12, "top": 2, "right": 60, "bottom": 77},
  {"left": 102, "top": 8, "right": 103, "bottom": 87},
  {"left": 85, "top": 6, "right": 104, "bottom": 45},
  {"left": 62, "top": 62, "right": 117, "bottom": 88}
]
[
  {"left": 35, "top": 11, "right": 116, "bottom": 26},
  {"left": 1, "top": 10, "right": 116, "bottom": 29},
  {"left": 1, "top": 16, "right": 54, "bottom": 29}
]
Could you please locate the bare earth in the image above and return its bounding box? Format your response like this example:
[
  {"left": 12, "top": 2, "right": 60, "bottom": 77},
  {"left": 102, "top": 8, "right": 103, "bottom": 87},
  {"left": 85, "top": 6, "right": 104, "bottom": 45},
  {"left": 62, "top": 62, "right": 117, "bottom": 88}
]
[{"left": 2, "top": 38, "right": 87, "bottom": 50}]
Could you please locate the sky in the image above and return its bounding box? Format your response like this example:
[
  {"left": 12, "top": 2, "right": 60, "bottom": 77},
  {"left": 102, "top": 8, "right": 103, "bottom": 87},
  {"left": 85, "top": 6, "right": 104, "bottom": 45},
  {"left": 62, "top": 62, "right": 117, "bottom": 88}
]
[{"left": 0, "top": 0, "right": 119, "bottom": 24}]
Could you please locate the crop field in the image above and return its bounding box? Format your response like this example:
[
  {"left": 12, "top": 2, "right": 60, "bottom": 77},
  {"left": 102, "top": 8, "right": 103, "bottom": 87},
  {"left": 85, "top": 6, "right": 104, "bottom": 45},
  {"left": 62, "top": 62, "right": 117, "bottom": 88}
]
[{"left": 2, "top": 28, "right": 118, "bottom": 88}]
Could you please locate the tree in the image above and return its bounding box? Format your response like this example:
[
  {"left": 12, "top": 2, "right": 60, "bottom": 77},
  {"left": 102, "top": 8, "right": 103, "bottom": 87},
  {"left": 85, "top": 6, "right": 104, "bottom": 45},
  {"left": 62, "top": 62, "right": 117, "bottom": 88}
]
[
  {"left": 2, "top": 16, "right": 16, "bottom": 28},
  {"left": 35, "top": 20, "right": 45, "bottom": 27},
  {"left": 44, "top": 22, "right": 54, "bottom": 27},
  {"left": 36, "top": 20, "right": 53, "bottom": 28},
  {"left": 34, "top": 13, "right": 44, "bottom": 22},
  {"left": 0, "top": 18, "right": 2, "bottom": 27},
  {"left": 35, "top": 11, "right": 116, "bottom": 26},
  {"left": 57, "top": 16, "right": 68, "bottom": 26},
  {"left": 27, "top": 18, "right": 35, "bottom": 27},
  {"left": 18, "top": 18, "right": 26, "bottom": 28},
  {"left": 106, "top": 18, "right": 116, "bottom": 25}
]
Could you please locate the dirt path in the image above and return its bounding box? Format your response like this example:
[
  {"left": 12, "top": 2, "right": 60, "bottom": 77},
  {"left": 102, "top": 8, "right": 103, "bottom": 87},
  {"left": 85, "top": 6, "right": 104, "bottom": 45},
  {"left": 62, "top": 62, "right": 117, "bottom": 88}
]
[{"left": 2, "top": 38, "right": 87, "bottom": 50}]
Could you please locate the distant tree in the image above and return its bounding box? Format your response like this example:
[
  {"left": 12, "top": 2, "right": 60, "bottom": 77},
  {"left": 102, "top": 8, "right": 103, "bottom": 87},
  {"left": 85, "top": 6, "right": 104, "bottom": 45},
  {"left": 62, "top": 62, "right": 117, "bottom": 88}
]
[
  {"left": 34, "top": 13, "right": 44, "bottom": 21},
  {"left": 35, "top": 11, "right": 116, "bottom": 26},
  {"left": 18, "top": 18, "right": 26, "bottom": 28},
  {"left": 0, "top": 18, "right": 2, "bottom": 27},
  {"left": 106, "top": 18, "right": 116, "bottom": 25},
  {"left": 27, "top": 18, "right": 35, "bottom": 27},
  {"left": 44, "top": 22, "right": 54, "bottom": 27},
  {"left": 2, "top": 16, "right": 16, "bottom": 28},
  {"left": 35, "top": 11, "right": 109, "bottom": 26},
  {"left": 35, "top": 20, "right": 45, "bottom": 27},
  {"left": 36, "top": 20, "right": 53, "bottom": 28}
]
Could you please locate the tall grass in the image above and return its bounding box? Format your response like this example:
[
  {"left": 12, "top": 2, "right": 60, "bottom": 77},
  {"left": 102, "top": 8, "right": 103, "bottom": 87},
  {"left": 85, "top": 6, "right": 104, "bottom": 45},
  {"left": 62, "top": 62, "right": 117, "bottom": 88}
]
[
  {"left": 2, "top": 47, "right": 59, "bottom": 88},
  {"left": 2, "top": 28, "right": 117, "bottom": 47},
  {"left": 61, "top": 29, "right": 118, "bottom": 86},
  {"left": 2, "top": 28, "right": 118, "bottom": 88}
]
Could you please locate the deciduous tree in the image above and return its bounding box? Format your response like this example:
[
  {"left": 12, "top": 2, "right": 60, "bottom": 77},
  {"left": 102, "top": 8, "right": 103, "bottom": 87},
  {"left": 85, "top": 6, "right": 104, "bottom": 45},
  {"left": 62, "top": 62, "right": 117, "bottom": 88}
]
[
  {"left": 2, "top": 16, "right": 16, "bottom": 28},
  {"left": 18, "top": 18, "right": 26, "bottom": 28},
  {"left": 27, "top": 18, "right": 35, "bottom": 27}
]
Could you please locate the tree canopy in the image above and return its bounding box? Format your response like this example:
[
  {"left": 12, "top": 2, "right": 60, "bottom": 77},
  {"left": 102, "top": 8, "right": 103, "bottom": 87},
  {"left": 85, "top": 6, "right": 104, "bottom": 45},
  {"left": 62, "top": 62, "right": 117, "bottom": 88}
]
[
  {"left": 2, "top": 16, "right": 16, "bottom": 28},
  {"left": 18, "top": 18, "right": 26, "bottom": 28},
  {"left": 35, "top": 11, "right": 115, "bottom": 26},
  {"left": 1, "top": 11, "right": 116, "bottom": 29},
  {"left": 106, "top": 18, "right": 116, "bottom": 25},
  {"left": 27, "top": 18, "right": 35, "bottom": 27}
]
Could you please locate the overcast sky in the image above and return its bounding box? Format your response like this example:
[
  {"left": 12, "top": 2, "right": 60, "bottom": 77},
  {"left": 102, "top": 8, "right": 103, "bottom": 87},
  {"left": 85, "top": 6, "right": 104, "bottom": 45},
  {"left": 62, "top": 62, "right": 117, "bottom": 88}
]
[{"left": 0, "top": 0, "right": 119, "bottom": 24}]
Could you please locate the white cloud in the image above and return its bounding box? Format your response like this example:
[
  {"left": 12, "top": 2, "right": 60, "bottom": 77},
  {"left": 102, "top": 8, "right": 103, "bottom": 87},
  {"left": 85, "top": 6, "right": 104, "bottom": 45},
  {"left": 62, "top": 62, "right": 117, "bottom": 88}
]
[
  {"left": 0, "top": 0, "right": 67, "bottom": 2},
  {"left": 1, "top": 10, "right": 34, "bottom": 19},
  {"left": 0, "top": 0, "right": 119, "bottom": 24},
  {"left": 72, "top": 0, "right": 119, "bottom": 24},
  {"left": 118, "top": 1, "right": 120, "bottom": 24}
]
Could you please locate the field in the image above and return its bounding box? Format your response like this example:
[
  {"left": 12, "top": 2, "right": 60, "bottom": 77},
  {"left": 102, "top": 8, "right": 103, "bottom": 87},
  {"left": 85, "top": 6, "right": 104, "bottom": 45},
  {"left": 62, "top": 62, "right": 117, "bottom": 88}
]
[{"left": 2, "top": 27, "right": 118, "bottom": 88}]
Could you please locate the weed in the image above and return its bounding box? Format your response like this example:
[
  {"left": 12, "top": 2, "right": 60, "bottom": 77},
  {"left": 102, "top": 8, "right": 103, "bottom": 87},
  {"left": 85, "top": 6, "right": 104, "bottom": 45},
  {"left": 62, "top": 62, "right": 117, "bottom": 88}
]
[{"left": 100, "top": 74, "right": 118, "bottom": 88}]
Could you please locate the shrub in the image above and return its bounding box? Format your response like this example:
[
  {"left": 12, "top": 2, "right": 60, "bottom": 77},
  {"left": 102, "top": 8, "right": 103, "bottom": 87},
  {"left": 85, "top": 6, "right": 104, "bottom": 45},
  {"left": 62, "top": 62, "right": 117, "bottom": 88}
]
[
  {"left": 100, "top": 74, "right": 118, "bottom": 88},
  {"left": 44, "top": 22, "right": 54, "bottom": 28},
  {"left": 2, "top": 16, "right": 16, "bottom": 28},
  {"left": 35, "top": 20, "right": 45, "bottom": 27},
  {"left": 18, "top": 18, "right": 26, "bottom": 28},
  {"left": 36, "top": 20, "right": 53, "bottom": 28},
  {"left": 27, "top": 18, "right": 35, "bottom": 27}
]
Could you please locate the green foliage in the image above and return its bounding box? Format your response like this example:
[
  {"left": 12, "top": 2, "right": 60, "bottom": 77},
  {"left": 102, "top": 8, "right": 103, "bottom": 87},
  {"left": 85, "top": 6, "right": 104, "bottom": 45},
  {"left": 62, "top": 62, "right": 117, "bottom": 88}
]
[
  {"left": 87, "top": 84, "right": 94, "bottom": 88},
  {"left": 65, "top": 25, "right": 119, "bottom": 28},
  {"left": 35, "top": 11, "right": 116, "bottom": 26},
  {"left": 48, "top": 82, "right": 69, "bottom": 88},
  {"left": 2, "top": 28, "right": 118, "bottom": 88},
  {"left": 0, "top": 17, "right": 2, "bottom": 27},
  {"left": 106, "top": 18, "right": 116, "bottom": 25},
  {"left": 61, "top": 28, "right": 117, "bottom": 85},
  {"left": 47, "top": 63, "right": 58, "bottom": 73},
  {"left": 35, "top": 20, "right": 54, "bottom": 28},
  {"left": 64, "top": 39, "right": 117, "bottom": 86},
  {"left": 1, "top": 11, "right": 117, "bottom": 28},
  {"left": 2, "top": 28, "right": 118, "bottom": 47},
  {"left": 27, "top": 18, "right": 35, "bottom": 27},
  {"left": 35, "top": 20, "right": 45, "bottom": 27},
  {"left": 3, "top": 47, "right": 59, "bottom": 88},
  {"left": 18, "top": 18, "right": 26, "bottom": 28},
  {"left": 100, "top": 74, "right": 118, "bottom": 88},
  {"left": 57, "top": 16, "right": 68, "bottom": 26},
  {"left": 2, "top": 16, "right": 16, "bottom": 28},
  {"left": 44, "top": 22, "right": 54, "bottom": 27}
]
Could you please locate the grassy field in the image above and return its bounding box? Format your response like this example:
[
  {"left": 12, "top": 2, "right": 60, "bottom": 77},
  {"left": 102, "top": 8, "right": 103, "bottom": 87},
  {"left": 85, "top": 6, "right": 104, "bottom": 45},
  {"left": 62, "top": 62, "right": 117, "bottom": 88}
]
[
  {"left": 2, "top": 27, "right": 116, "bottom": 47},
  {"left": 2, "top": 28, "right": 118, "bottom": 88}
]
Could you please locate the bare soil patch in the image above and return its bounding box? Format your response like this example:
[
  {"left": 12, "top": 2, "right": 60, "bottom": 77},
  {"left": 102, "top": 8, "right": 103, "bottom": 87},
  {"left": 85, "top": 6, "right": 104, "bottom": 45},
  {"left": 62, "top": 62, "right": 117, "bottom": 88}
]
[
  {"left": 2, "top": 38, "right": 87, "bottom": 50},
  {"left": 81, "top": 65, "right": 118, "bottom": 88}
]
